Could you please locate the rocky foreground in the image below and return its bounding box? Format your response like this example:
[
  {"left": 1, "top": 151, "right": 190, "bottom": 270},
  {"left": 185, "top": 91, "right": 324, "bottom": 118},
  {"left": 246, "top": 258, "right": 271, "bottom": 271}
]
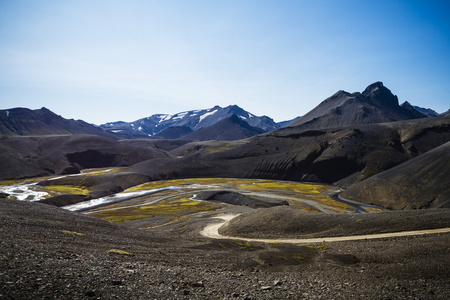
[{"left": 1, "top": 199, "right": 449, "bottom": 299}]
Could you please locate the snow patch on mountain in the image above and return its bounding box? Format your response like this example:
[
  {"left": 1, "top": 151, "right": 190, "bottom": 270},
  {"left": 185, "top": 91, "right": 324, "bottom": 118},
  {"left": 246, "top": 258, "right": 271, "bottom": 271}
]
[
  {"left": 99, "top": 105, "right": 280, "bottom": 137},
  {"left": 199, "top": 109, "right": 218, "bottom": 122}
]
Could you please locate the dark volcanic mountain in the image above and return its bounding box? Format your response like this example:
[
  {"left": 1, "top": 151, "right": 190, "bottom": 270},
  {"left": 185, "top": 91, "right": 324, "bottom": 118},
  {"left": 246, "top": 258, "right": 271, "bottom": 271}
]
[
  {"left": 0, "top": 107, "right": 118, "bottom": 139},
  {"left": 440, "top": 109, "right": 450, "bottom": 117},
  {"left": 182, "top": 114, "right": 265, "bottom": 141},
  {"left": 42, "top": 116, "right": 450, "bottom": 209},
  {"left": 0, "top": 134, "right": 168, "bottom": 180},
  {"left": 277, "top": 116, "right": 301, "bottom": 128},
  {"left": 99, "top": 105, "right": 279, "bottom": 136},
  {"left": 340, "top": 140, "right": 450, "bottom": 209},
  {"left": 151, "top": 126, "right": 193, "bottom": 140},
  {"left": 412, "top": 105, "right": 441, "bottom": 117},
  {"left": 289, "top": 82, "right": 426, "bottom": 129},
  {"left": 400, "top": 101, "right": 429, "bottom": 118}
]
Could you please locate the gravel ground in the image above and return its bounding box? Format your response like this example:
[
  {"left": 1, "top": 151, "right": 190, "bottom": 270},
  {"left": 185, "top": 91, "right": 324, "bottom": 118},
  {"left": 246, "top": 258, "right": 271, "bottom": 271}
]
[{"left": 1, "top": 199, "right": 449, "bottom": 299}]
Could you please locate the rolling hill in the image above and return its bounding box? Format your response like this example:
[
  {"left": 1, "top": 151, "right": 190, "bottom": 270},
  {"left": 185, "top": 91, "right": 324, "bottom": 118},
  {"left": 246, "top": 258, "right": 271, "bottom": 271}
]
[
  {"left": 340, "top": 140, "right": 450, "bottom": 209},
  {"left": 0, "top": 134, "right": 169, "bottom": 180},
  {"left": 0, "top": 107, "right": 118, "bottom": 139}
]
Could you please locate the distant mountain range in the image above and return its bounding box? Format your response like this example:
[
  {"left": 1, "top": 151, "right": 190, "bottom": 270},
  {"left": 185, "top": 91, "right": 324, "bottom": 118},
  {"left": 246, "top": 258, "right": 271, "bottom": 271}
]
[
  {"left": 1, "top": 81, "right": 450, "bottom": 209},
  {"left": 1, "top": 82, "right": 448, "bottom": 142},
  {"left": 99, "top": 105, "right": 280, "bottom": 137}
]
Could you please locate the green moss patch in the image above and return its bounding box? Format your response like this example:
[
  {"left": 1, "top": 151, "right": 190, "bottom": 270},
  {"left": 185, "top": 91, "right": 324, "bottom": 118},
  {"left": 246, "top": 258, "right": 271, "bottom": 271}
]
[
  {"left": 90, "top": 197, "right": 219, "bottom": 223},
  {"left": 42, "top": 185, "right": 90, "bottom": 195}
]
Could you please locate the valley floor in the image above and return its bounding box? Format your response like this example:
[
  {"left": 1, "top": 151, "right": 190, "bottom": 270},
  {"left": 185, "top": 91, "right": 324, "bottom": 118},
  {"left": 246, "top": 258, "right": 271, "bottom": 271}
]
[{"left": 1, "top": 199, "right": 449, "bottom": 299}]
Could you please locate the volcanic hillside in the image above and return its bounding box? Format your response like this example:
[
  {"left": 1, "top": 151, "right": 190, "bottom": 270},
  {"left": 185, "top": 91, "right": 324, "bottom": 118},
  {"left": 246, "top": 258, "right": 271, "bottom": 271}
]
[
  {"left": 0, "top": 134, "right": 169, "bottom": 180},
  {"left": 151, "top": 126, "right": 193, "bottom": 139},
  {"left": 289, "top": 82, "right": 426, "bottom": 129},
  {"left": 0, "top": 107, "right": 118, "bottom": 139},
  {"left": 38, "top": 116, "right": 450, "bottom": 209},
  {"left": 182, "top": 114, "right": 265, "bottom": 141},
  {"left": 341, "top": 140, "right": 450, "bottom": 209}
]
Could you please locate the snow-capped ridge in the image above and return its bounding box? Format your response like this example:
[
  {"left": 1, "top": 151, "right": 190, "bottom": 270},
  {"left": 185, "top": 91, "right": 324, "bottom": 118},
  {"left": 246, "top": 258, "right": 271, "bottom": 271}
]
[{"left": 99, "top": 105, "right": 280, "bottom": 137}]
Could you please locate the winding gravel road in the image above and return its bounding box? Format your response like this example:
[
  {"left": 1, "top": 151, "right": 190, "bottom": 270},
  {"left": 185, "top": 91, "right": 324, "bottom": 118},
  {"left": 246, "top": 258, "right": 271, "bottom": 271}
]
[{"left": 200, "top": 214, "right": 450, "bottom": 243}]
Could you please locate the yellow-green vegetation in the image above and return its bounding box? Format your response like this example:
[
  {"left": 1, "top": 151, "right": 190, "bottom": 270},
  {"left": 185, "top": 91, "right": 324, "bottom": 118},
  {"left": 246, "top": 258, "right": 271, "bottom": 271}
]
[
  {"left": 316, "top": 244, "right": 330, "bottom": 250},
  {"left": 178, "top": 225, "right": 189, "bottom": 233},
  {"left": 60, "top": 230, "right": 85, "bottom": 236},
  {"left": 124, "top": 178, "right": 270, "bottom": 192},
  {"left": 90, "top": 197, "right": 219, "bottom": 223},
  {"left": 0, "top": 180, "right": 21, "bottom": 186},
  {"left": 290, "top": 246, "right": 319, "bottom": 262},
  {"left": 81, "top": 167, "right": 122, "bottom": 176},
  {"left": 236, "top": 181, "right": 327, "bottom": 194},
  {"left": 42, "top": 185, "right": 90, "bottom": 195},
  {"left": 219, "top": 243, "right": 226, "bottom": 249},
  {"left": 266, "top": 242, "right": 279, "bottom": 246},
  {"left": 306, "top": 245, "right": 318, "bottom": 253},
  {"left": 236, "top": 241, "right": 252, "bottom": 248},
  {"left": 107, "top": 249, "right": 134, "bottom": 256},
  {"left": 234, "top": 241, "right": 261, "bottom": 251},
  {"left": 234, "top": 180, "right": 356, "bottom": 212},
  {"left": 206, "top": 140, "right": 247, "bottom": 154},
  {"left": 364, "top": 206, "right": 387, "bottom": 213},
  {"left": 206, "top": 143, "right": 236, "bottom": 154},
  {"left": 289, "top": 202, "right": 322, "bottom": 213},
  {"left": 312, "top": 197, "right": 355, "bottom": 212},
  {"left": 292, "top": 253, "right": 307, "bottom": 261}
]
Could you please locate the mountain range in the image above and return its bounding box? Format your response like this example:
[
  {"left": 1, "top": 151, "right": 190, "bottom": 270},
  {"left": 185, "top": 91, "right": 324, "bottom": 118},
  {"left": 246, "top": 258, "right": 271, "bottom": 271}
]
[
  {"left": 1, "top": 83, "right": 446, "bottom": 142},
  {"left": 1, "top": 82, "right": 449, "bottom": 209},
  {"left": 99, "top": 105, "right": 280, "bottom": 138}
]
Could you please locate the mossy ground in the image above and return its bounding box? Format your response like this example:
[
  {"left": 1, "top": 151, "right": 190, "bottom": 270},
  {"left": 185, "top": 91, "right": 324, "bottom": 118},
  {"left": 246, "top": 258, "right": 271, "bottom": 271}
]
[
  {"left": 2, "top": 170, "right": 385, "bottom": 228},
  {"left": 90, "top": 196, "right": 220, "bottom": 224},
  {"left": 123, "top": 178, "right": 274, "bottom": 192},
  {"left": 41, "top": 185, "right": 90, "bottom": 196}
]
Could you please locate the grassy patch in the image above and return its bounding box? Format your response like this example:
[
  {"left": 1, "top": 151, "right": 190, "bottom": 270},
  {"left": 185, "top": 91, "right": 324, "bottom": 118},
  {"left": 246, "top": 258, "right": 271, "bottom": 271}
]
[
  {"left": 81, "top": 167, "right": 122, "bottom": 176},
  {"left": 316, "top": 244, "right": 331, "bottom": 250},
  {"left": 206, "top": 143, "right": 236, "bottom": 154},
  {"left": 236, "top": 241, "right": 252, "bottom": 248},
  {"left": 236, "top": 181, "right": 328, "bottom": 194},
  {"left": 363, "top": 207, "right": 387, "bottom": 213},
  {"left": 107, "top": 249, "right": 134, "bottom": 256},
  {"left": 90, "top": 197, "right": 219, "bottom": 223},
  {"left": 124, "top": 178, "right": 274, "bottom": 192},
  {"left": 42, "top": 185, "right": 90, "bottom": 195}
]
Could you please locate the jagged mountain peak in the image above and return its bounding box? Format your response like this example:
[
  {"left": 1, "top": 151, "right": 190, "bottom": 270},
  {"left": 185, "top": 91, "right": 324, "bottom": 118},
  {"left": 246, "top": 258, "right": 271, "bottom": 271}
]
[
  {"left": 362, "top": 81, "right": 385, "bottom": 95},
  {"left": 289, "top": 82, "right": 424, "bottom": 129},
  {"left": 363, "top": 81, "right": 399, "bottom": 108},
  {"left": 400, "top": 101, "right": 427, "bottom": 119}
]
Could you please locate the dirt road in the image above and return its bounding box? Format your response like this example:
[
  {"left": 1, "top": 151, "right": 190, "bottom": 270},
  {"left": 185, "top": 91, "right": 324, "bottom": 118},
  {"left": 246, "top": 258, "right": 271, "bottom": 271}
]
[{"left": 200, "top": 214, "right": 450, "bottom": 243}]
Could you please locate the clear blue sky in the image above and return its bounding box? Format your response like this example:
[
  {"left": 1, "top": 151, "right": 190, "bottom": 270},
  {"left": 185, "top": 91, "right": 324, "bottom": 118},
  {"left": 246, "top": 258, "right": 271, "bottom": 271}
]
[{"left": 1, "top": 0, "right": 449, "bottom": 124}]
